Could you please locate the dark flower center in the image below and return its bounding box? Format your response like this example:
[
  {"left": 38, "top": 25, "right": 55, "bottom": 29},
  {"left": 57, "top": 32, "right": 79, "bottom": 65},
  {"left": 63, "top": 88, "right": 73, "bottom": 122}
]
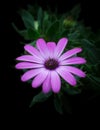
[{"left": 44, "top": 58, "right": 59, "bottom": 70}]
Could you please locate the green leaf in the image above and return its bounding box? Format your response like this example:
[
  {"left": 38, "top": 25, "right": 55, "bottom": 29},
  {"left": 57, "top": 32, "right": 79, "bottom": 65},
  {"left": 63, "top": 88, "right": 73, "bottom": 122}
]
[
  {"left": 19, "top": 30, "right": 31, "bottom": 40},
  {"left": 46, "top": 21, "right": 60, "bottom": 40},
  {"left": 30, "top": 41, "right": 36, "bottom": 47},
  {"left": 12, "top": 23, "right": 20, "bottom": 32},
  {"left": 37, "top": 7, "right": 43, "bottom": 30},
  {"left": 60, "top": 29, "right": 69, "bottom": 37},
  {"left": 87, "top": 74, "right": 100, "bottom": 90},
  {"left": 70, "top": 4, "right": 81, "bottom": 20},
  {"left": 34, "top": 21, "right": 39, "bottom": 30},
  {"left": 82, "top": 39, "right": 100, "bottom": 64},
  {"left": 63, "top": 85, "right": 82, "bottom": 95},
  {"left": 42, "top": 11, "right": 50, "bottom": 32},
  {"left": 54, "top": 94, "right": 63, "bottom": 114},
  {"left": 12, "top": 23, "right": 29, "bottom": 40},
  {"left": 27, "top": 29, "right": 40, "bottom": 40},
  {"left": 29, "top": 91, "right": 52, "bottom": 108},
  {"left": 68, "top": 31, "right": 80, "bottom": 40},
  {"left": 12, "top": 23, "right": 40, "bottom": 40},
  {"left": 19, "top": 9, "right": 34, "bottom": 29},
  {"left": 82, "top": 39, "right": 94, "bottom": 47}
]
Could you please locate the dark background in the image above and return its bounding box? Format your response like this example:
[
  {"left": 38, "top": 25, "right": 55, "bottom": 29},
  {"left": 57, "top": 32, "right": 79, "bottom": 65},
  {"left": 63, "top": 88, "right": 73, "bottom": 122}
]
[{"left": 2, "top": 0, "right": 100, "bottom": 126}]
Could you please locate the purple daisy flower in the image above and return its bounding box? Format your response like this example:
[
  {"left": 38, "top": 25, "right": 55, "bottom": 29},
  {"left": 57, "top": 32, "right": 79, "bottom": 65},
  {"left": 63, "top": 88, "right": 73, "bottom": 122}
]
[{"left": 15, "top": 38, "right": 86, "bottom": 93}]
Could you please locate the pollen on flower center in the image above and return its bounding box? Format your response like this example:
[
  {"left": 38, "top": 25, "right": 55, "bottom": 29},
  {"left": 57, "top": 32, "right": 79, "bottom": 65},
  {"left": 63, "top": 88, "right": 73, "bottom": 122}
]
[{"left": 44, "top": 58, "right": 59, "bottom": 70}]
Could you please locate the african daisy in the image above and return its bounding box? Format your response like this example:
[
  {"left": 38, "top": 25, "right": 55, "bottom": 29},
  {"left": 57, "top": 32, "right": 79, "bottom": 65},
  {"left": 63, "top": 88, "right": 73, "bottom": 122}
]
[{"left": 15, "top": 38, "right": 86, "bottom": 93}]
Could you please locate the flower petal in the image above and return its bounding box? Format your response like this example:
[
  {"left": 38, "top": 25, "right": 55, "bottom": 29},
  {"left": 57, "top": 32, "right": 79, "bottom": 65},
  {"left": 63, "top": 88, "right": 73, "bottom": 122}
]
[
  {"left": 59, "top": 48, "right": 82, "bottom": 61},
  {"left": 60, "top": 66, "right": 86, "bottom": 78},
  {"left": 51, "top": 71, "right": 61, "bottom": 93},
  {"left": 42, "top": 72, "right": 51, "bottom": 93},
  {"left": 36, "top": 38, "right": 49, "bottom": 58},
  {"left": 15, "top": 62, "right": 44, "bottom": 69},
  {"left": 32, "top": 69, "right": 48, "bottom": 88},
  {"left": 54, "top": 38, "right": 68, "bottom": 57},
  {"left": 47, "top": 42, "right": 56, "bottom": 58},
  {"left": 56, "top": 67, "right": 76, "bottom": 86},
  {"left": 21, "top": 68, "right": 44, "bottom": 82},
  {"left": 24, "top": 44, "right": 44, "bottom": 60},
  {"left": 16, "top": 55, "right": 43, "bottom": 64},
  {"left": 60, "top": 57, "right": 86, "bottom": 65}
]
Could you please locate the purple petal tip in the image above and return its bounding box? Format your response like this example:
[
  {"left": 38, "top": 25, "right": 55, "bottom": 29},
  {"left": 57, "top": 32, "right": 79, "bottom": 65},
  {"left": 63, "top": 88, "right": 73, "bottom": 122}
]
[
  {"left": 83, "top": 59, "right": 87, "bottom": 64},
  {"left": 82, "top": 72, "right": 86, "bottom": 78},
  {"left": 15, "top": 64, "right": 18, "bottom": 69}
]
